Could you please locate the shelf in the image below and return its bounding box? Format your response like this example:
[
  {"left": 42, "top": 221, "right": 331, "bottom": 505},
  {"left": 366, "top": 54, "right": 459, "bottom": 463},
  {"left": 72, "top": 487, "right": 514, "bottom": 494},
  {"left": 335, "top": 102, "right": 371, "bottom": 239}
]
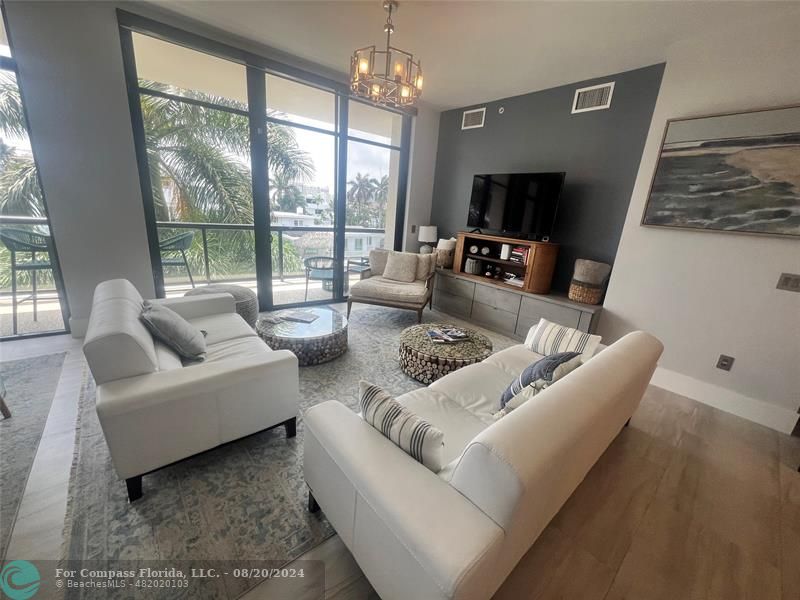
[
  {"left": 456, "top": 272, "right": 527, "bottom": 292},
  {"left": 465, "top": 253, "right": 527, "bottom": 268}
]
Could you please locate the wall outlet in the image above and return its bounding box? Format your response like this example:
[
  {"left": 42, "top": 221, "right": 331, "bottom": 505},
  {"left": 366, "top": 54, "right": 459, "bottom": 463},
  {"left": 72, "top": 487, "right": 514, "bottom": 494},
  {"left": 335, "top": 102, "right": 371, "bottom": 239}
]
[
  {"left": 777, "top": 272, "right": 800, "bottom": 292},
  {"left": 716, "top": 354, "right": 735, "bottom": 371}
]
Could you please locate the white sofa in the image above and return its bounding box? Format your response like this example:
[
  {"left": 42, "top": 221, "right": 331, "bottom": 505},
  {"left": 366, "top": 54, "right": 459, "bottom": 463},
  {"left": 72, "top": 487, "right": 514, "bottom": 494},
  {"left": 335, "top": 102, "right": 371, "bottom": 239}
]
[
  {"left": 82, "top": 279, "right": 299, "bottom": 501},
  {"left": 303, "top": 330, "right": 663, "bottom": 600}
]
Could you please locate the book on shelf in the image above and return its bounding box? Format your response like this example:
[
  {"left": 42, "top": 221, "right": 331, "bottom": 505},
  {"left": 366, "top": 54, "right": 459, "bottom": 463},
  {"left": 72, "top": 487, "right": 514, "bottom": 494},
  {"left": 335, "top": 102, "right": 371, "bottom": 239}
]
[
  {"left": 508, "top": 246, "right": 529, "bottom": 265},
  {"left": 427, "top": 327, "right": 470, "bottom": 344}
]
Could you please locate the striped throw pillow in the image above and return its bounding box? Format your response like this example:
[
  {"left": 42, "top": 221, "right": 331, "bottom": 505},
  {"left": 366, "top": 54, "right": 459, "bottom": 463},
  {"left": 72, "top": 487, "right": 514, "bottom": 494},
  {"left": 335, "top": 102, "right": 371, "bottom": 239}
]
[
  {"left": 525, "top": 318, "right": 601, "bottom": 359},
  {"left": 359, "top": 381, "right": 444, "bottom": 472},
  {"left": 499, "top": 351, "right": 582, "bottom": 410}
]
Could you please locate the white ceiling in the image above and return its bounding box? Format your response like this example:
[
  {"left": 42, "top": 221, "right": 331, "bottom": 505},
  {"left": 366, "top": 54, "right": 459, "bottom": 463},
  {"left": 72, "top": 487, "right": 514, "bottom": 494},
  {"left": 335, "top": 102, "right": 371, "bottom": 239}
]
[{"left": 151, "top": 1, "right": 797, "bottom": 110}]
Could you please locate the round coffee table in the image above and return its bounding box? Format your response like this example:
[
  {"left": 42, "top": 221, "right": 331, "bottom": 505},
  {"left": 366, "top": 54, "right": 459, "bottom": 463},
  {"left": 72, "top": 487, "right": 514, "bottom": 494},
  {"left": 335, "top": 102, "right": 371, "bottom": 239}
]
[
  {"left": 256, "top": 307, "right": 348, "bottom": 366},
  {"left": 399, "top": 323, "right": 492, "bottom": 384}
]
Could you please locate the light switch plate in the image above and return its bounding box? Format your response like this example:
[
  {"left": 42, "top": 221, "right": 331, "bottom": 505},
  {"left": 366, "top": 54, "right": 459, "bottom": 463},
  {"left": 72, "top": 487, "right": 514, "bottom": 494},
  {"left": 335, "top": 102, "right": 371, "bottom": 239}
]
[
  {"left": 777, "top": 273, "right": 800, "bottom": 292},
  {"left": 716, "top": 354, "right": 735, "bottom": 371},
  {"left": 411, "top": 224, "right": 417, "bottom": 234}
]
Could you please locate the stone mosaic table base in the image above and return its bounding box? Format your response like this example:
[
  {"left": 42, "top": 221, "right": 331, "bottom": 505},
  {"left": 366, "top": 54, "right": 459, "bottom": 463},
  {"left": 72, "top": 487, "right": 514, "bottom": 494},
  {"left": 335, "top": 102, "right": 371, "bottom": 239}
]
[
  {"left": 256, "top": 307, "right": 348, "bottom": 366},
  {"left": 398, "top": 323, "right": 492, "bottom": 384},
  {"left": 262, "top": 328, "right": 348, "bottom": 366}
]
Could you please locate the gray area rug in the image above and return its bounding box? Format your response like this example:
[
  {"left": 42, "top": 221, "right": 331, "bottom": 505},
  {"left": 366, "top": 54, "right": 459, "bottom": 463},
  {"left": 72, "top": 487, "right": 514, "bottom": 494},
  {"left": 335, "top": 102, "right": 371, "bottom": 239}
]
[
  {"left": 0, "top": 352, "right": 66, "bottom": 562},
  {"left": 61, "top": 306, "right": 516, "bottom": 599}
]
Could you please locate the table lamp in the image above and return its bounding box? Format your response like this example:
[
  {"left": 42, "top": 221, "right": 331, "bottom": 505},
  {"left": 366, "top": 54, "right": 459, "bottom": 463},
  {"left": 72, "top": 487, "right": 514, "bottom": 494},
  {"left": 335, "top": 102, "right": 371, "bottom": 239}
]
[{"left": 418, "top": 225, "right": 438, "bottom": 254}]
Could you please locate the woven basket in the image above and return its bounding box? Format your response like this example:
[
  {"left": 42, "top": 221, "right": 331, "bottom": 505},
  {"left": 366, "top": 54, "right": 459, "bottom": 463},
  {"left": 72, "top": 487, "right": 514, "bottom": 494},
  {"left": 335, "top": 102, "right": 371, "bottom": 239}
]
[{"left": 568, "top": 280, "right": 603, "bottom": 305}]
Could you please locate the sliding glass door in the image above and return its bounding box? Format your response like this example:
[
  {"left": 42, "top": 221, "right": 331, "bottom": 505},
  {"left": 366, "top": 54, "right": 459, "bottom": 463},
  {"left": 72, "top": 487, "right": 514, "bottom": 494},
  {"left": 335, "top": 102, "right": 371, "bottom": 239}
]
[
  {"left": 265, "top": 74, "right": 339, "bottom": 305},
  {"left": 119, "top": 11, "right": 411, "bottom": 311}
]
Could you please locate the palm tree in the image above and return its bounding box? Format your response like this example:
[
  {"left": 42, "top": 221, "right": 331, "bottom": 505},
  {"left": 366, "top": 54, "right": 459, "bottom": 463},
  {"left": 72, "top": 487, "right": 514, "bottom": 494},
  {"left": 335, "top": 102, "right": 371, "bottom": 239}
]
[
  {"left": 139, "top": 81, "right": 314, "bottom": 225},
  {"left": 373, "top": 174, "right": 390, "bottom": 227},
  {"left": 346, "top": 172, "right": 377, "bottom": 227},
  {"left": 0, "top": 72, "right": 45, "bottom": 217},
  {"left": 0, "top": 74, "right": 314, "bottom": 283},
  {"left": 0, "top": 74, "right": 315, "bottom": 225}
]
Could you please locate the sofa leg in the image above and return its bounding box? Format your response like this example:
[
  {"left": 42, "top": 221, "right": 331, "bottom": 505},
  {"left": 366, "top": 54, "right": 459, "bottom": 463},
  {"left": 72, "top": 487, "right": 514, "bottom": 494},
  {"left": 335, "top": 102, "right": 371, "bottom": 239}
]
[
  {"left": 284, "top": 416, "right": 297, "bottom": 438},
  {"left": 126, "top": 476, "right": 143, "bottom": 502},
  {"left": 417, "top": 308, "right": 423, "bottom": 323},
  {"left": 308, "top": 490, "right": 320, "bottom": 513}
]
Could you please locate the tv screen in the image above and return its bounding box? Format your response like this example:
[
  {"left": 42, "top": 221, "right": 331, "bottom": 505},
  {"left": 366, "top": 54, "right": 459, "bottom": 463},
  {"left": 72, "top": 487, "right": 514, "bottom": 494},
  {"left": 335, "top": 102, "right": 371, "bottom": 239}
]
[{"left": 467, "top": 172, "right": 565, "bottom": 239}]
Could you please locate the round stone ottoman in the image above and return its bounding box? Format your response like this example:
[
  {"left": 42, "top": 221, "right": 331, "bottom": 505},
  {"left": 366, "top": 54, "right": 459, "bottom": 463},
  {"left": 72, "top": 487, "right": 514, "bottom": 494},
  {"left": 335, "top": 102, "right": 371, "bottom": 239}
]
[
  {"left": 399, "top": 323, "right": 493, "bottom": 384},
  {"left": 184, "top": 284, "right": 258, "bottom": 327}
]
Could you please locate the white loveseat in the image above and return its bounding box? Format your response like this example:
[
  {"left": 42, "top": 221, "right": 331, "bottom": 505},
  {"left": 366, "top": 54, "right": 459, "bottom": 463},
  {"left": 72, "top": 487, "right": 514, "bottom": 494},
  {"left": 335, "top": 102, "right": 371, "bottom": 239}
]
[
  {"left": 82, "top": 279, "right": 299, "bottom": 501},
  {"left": 303, "top": 330, "right": 663, "bottom": 600}
]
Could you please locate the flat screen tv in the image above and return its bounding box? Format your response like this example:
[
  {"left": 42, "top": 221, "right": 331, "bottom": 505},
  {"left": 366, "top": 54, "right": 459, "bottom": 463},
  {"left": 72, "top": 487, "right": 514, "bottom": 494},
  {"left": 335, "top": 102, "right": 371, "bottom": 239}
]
[{"left": 466, "top": 172, "right": 565, "bottom": 240}]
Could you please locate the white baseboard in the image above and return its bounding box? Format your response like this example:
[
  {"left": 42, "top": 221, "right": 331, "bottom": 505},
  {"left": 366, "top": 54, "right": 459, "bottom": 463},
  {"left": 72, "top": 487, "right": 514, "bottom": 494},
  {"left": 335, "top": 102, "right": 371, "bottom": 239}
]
[
  {"left": 651, "top": 366, "right": 798, "bottom": 435},
  {"left": 68, "top": 316, "right": 88, "bottom": 338}
]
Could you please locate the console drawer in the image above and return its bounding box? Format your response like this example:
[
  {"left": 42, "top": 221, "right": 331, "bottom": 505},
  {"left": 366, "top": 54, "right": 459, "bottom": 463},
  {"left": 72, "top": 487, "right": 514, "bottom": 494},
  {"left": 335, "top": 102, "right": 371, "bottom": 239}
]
[
  {"left": 435, "top": 273, "right": 475, "bottom": 300},
  {"left": 471, "top": 301, "right": 517, "bottom": 336},
  {"left": 433, "top": 289, "right": 472, "bottom": 318},
  {"left": 474, "top": 283, "right": 521, "bottom": 313},
  {"left": 516, "top": 296, "right": 583, "bottom": 337}
]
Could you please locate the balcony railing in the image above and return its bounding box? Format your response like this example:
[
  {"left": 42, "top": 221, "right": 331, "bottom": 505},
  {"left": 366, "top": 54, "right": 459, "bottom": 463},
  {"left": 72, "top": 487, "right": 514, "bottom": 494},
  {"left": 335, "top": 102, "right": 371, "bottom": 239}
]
[
  {"left": 0, "top": 215, "right": 385, "bottom": 295},
  {"left": 156, "top": 220, "right": 384, "bottom": 287}
]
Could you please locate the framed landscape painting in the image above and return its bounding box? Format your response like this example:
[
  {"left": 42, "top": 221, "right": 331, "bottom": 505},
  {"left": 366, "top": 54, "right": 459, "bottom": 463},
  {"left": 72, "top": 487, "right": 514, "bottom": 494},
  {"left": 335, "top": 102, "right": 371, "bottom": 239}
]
[{"left": 642, "top": 105, "right": 800, "bottom": 238}]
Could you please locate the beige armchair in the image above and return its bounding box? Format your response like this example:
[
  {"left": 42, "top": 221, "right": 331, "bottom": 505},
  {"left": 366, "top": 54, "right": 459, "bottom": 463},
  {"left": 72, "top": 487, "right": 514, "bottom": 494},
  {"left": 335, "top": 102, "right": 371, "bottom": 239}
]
[{"left": 347, "top": 249, "right": 436, "bottom": 323}]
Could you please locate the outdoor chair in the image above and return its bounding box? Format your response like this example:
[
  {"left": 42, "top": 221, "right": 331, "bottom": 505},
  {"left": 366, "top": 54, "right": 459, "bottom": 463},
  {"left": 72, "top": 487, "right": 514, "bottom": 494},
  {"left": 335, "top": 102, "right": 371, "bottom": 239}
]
[
  {"left": 159, "top": 231, "right": 195, "bottom": 288},
  {"left": 0, "top": 227, "right": 55, "bottom": 335},
  {"left": 304, "top": 256, "right": 336, "bottom": 301}
]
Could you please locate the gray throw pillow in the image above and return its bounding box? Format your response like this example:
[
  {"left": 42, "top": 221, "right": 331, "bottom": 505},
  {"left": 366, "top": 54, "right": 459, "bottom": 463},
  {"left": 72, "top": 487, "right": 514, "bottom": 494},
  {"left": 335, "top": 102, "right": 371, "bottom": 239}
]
[
  {"left": 496, "top": 351, "right": 582, "bottom": 416},
  {"left": 140, "top": 300, "right": 206, "bottom": 361},
  {"left": 383, "top": 252, "right": 419, "bottom": 283}
]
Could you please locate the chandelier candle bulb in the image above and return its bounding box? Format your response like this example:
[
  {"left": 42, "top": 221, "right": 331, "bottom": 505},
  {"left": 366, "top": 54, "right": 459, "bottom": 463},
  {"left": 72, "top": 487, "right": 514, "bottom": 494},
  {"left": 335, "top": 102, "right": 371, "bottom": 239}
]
[{"left": 359, "top": 59, "right": 369, "bottom": 74}]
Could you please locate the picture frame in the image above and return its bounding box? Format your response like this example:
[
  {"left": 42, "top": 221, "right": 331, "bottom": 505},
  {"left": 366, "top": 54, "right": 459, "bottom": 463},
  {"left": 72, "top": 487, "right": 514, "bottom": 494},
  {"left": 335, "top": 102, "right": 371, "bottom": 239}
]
[{"left": 641, "top": 104, "right": 800, "bottom": 239}]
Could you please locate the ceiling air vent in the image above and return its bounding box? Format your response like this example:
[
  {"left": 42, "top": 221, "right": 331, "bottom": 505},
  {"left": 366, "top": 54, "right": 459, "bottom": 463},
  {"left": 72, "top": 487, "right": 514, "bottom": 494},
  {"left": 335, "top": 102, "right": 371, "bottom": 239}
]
[
  {"left": 461, "top": 107, "right": 486, "bottom": 130},
  {"left": 571, "top": 82, "right": 615, "bottom": 114}
]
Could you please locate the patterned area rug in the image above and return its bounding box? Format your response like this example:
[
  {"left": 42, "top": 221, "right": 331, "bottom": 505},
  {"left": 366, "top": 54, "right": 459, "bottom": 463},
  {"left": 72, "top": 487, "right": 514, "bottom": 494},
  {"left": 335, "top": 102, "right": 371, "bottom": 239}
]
[
  {"left": 0, "top": 352, "right": 66, "bottom": 562},
  {"left": 61, "top": 306, "right": 516, "bottom": 599}
]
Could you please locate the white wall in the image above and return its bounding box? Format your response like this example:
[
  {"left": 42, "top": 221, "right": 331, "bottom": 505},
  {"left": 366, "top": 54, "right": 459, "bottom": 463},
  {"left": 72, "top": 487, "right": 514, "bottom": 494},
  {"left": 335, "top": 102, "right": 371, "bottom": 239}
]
[
  {"left": 404, "top": 102, "right": 440, "bottom": 251},
  {"left": 6, "top": 1, "right": 154, "bottom": 335},
  {"left": 600, "top": 8, "right": 800, "bottom": 433}
]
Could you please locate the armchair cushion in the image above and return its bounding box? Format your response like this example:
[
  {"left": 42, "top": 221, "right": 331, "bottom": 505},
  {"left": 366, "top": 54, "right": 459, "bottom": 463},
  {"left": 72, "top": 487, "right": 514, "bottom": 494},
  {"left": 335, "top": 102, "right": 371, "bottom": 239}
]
[
  {"left": 350, "top": 276, "right": 429, "bottom": 304},
  {"left": 416, "top": 253, "right": 436, "bottom": 280},
  {"left": 383, "top": 251, "right": 419, "bottom": 283},
  {"left": 187, "top": 312, "right": 256, "bottom": 346},
  {"left": 368, "top": 248, "right": 389, "bottom": 275}
]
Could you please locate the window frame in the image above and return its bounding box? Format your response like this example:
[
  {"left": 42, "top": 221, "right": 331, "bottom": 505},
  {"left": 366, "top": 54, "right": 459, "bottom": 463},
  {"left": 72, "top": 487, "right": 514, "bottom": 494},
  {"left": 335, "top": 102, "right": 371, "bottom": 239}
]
[{"left": 117, "top": 9, "right": 412, "bottom": 309}]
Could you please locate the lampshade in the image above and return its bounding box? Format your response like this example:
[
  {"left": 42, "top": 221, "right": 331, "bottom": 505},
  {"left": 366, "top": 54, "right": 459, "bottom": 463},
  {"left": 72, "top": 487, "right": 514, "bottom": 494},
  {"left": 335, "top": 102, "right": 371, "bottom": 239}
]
[{"left": 418, "top": 225, "right": 438, "bottom": 243}]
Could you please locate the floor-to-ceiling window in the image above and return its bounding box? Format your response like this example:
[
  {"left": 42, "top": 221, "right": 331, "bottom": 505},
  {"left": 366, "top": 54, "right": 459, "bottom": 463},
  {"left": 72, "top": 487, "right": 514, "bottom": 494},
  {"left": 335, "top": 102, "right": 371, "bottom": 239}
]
[
  {"left": 119, "top": 11, "right": 411, "bottom": 310},
  {"left": 265, "top": 74, "right": 338, "bottom": 305},
  {"left": 130, "top": 32, "right": 259, "bottom": 301},
  {"left": 0, "top": 9, "right": 69, "bottom": 338}
]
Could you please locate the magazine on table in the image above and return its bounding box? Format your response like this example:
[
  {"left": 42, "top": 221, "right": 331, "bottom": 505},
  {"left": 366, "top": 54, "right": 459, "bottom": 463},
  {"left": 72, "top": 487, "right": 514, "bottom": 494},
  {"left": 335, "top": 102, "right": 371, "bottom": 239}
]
[
  {"left": 283, "top": 310, "right": 319, "bottom": 323},
  {"left": 427, "top": 327, "right": 469, "bottom": 343}
]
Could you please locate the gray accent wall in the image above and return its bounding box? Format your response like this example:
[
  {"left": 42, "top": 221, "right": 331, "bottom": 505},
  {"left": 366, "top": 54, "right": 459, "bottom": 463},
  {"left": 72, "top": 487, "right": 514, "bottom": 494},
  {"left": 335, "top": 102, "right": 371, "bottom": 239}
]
[{"left": 430, "top": 64, "right": 665, "bottom": 291}]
